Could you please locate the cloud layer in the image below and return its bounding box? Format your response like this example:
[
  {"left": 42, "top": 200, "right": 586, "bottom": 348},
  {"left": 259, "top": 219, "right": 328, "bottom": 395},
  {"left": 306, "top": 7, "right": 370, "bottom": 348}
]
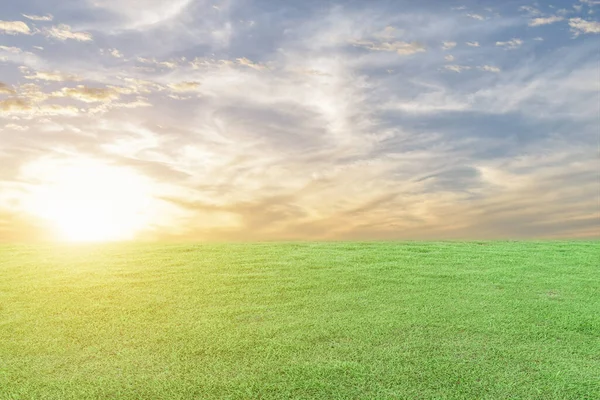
[{"left": 0, "top": 0, "right": 598, "bottom": 241}]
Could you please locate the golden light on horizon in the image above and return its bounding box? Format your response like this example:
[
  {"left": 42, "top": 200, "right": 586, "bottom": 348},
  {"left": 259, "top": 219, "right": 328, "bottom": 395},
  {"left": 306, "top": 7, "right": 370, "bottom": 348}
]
[{"left": 23, "top": 158, "right": 155, "bottom": 242}]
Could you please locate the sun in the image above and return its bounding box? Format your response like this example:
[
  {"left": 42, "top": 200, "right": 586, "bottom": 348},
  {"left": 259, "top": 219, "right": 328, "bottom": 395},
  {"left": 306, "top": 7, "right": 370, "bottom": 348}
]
[{"left": 23, "top": 158, "right": 155, "bottom": 242}]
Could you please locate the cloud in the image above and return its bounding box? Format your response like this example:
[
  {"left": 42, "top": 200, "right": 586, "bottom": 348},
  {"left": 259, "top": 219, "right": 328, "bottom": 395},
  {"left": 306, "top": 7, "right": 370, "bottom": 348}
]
[
  {"left": 88, "top": 97, "right": 153, "bottom": 114},
  {"left": 22, "top": 14, "right": 53, "bottom": 22},
  {"left": 0, "top": 98, "right": 32, "bottom": 112},
  {"left": 136, "top": 57, "right": 178, "bottom": 69},
  {"left": 496, "top": 38, "right": 523, "bottom": 49},
  {"left": 569, "top": 18, "right": 600, "bottom": 35},
  {"left": 0, "top": 82, "right": 16, "bottom": 95},
  {"left": 120, "top": 77, "right": 166, "bottom": 93},
  {"left": 466, "top": 41, "right": 480, "bottom": 47},
  {"left": 89, "top": 0, "right": 194, "bottom": 29},
  {"left": 52, "top": 85, "right": 122, "bottom": 103},
  {"left": 351, "top": 39, "right": 426, "bottom": 55},
  {"left": 529, "top": 16, "right": 564, "bottom": 26},
  {"left": 4, "top": 123, "right": 29, "bottom": 131},
  {"left": 444, "top": 65, "right": 471, "bottom": 73},
  {"left": 519, "top": 6, "right": 542, "bottom": 16},
  {"left": 236, "top": 57, "right": 268, "bottom": 70},
  {"left": 466, "top": 13, "right": 485, "bottom": 20},
  {"left": 44, "top": 25, "right": 93, "bottom": 41},
  {"left": 442, "top": 41, "right": 457, "bottom": 50},
  {"left": 580, "top": 0, "right": 600, "bottom": 5},
  {"left": 478, "top": 65, "right": 501, "bottom": 73},
  {"left": 0, "top": 46, "right": 23, "bottom": 54},
  {"left": 444, "top": 54, "right": 455, "bottom": 62},
  {"left": 168, "top": 81, "right": 201, "bottom": 92},
  {"left": 109, "top": 48, "right": 123, "bottom": 58},
  {"left": 24, "top": 70, "right": 83, "bottom": 82},
  {"left": 0, "top": 20, "right": 31, "bottom": 35}
]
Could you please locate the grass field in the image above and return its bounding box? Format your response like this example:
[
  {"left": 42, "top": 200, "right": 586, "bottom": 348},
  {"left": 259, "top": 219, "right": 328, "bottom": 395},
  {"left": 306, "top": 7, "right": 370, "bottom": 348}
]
[{"left": 0, "top": 241, "right": 598, "bottom": 399}]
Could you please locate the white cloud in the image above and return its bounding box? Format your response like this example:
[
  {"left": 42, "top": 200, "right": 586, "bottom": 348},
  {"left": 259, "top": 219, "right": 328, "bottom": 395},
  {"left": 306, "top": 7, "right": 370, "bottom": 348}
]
[
  {"left": 569, "top": 18, "right": 600, "bottom": 35},
  {"left": 0, "top": 20, "right": 31, "bottom": 35},
  {"left": 466, "top": 13, "right": 485, "bottom": 20},
  {"left": 44, "top": 25, "right": 93, "bottom": 41},
  {"left": 534, "top": 37, "right": 544, "bottom": 41},
  {"left": 444, "top": 65, "right": 471, "bottom": 73},
  {"left": 519, "top": 6, "right": 542, "bottom": 15},
  {"left": 529, "top": 16, "right": 564, "bottom": 26},
  {"left": 496, "top": 38, "right": 523, "bottom": 49},
  {"left": 109, "top": 48, "right": 123, "bottom": 58},
  {"left": 120, "top": 77, "right": 166, "bottom": 93},
  {"left": 137, "top": 57, "right": 179, "bottom": 69},
  {"left": 351, "top": 39, "right": 426, "bottom": 55},
  {"left": 236, "top": 57, "right": 268, "bottom": 70},
  {"left": 479, "top": 65, "right": 501, "bottom": 73},
  {"left": 22, "top": 14, "right": 53, "bottom": 22},
  {"left": 442, "top": 41, "right": 457, "bottom": 50},
  {"left": 444, "top": 54, "right": 455, "bottom": 62},
  {"left": 466, "top": 41, "right": 480, "bottom": 47},
  {"left": 0, "top": 46, "right": 23, "bottom": 54},
  {"left": 168, "top": 81, "right": 201, "bottom": 92},
  {"left": 24, "top": 70, "right": 82, "bottom": 82},
  {"left": 580, "top": 0, "right": 600, "bottom": 5}
]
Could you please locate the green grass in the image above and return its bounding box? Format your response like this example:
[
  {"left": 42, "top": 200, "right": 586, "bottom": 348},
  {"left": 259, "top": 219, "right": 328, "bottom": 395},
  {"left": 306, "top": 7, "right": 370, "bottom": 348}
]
[{"left": 0, "top": 241, "right": 598, "bottom": 399}]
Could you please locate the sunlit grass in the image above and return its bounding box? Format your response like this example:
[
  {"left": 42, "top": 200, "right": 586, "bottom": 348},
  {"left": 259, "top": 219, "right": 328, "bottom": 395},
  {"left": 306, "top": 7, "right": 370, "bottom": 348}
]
[{"left": 1, "top": 241, "right": 598, "bottom": 399}]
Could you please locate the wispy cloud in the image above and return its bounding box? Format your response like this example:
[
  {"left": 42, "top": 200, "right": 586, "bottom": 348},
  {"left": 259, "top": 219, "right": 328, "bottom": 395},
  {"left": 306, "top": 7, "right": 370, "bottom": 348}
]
[
  {"left": 496, "top": 38, "right": 523, "bottom": 49},
  {"left": 351, "top": 39, "right": 426, "bottom": 55},
  {"left": 444, "top": 64, "right": 471, "bottom": 73},
  {"left": 44, "top": 25, "right": 93, "bottom": 41},
  {"left": 478, "top": 65, "right": 501, "bottom": 73},
  {"left": 0, "top": 20, "right": 31, "bottom": 35},
  {"left": 519, "top": 6, "right": 542, "bottom": 16},
  {"left": 22, "top": 14, "right": 53, "bottom": 22},
  {"left": 24, "top": 70, "right": 82, "bottom": 82},
  {"left": 529, "top": 16, "right": 564, "bottom": 26},
  {"left": 51, "top": 86, "right": 122, "bottom": 103},
  {"left": 0, "top": 45, "right": 23, "bottom": 54},
  {"left": 466, "top": 13, "right": 486, "bottom": 20},
  {"left": 168, "top": 81, "right": 201, "bottom": 92}
]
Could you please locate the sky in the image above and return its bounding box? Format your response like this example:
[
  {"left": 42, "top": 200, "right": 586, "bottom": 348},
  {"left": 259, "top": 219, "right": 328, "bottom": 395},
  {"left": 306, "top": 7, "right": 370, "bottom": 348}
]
[{"left": 0, "top": 0, "right": 599, "bottom": 242}]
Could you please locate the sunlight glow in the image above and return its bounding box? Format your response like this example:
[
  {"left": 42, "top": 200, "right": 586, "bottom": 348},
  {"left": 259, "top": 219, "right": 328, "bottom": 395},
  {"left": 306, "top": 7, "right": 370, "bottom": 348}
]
[{"left": 23, "top": 158, "right": 155, "bottom": 242}]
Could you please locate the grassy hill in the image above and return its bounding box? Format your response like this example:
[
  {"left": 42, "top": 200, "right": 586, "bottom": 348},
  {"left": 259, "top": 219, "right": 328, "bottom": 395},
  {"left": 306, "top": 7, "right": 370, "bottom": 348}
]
[{"left": 1, "top": 241, "right": 598, "bottom": 399}]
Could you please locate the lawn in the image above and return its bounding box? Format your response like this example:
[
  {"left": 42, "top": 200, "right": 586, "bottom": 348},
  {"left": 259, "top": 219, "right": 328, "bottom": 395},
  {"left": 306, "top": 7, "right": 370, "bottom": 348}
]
[{"left": 0, "top": 241, "right": 598, "bottom": 399}]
